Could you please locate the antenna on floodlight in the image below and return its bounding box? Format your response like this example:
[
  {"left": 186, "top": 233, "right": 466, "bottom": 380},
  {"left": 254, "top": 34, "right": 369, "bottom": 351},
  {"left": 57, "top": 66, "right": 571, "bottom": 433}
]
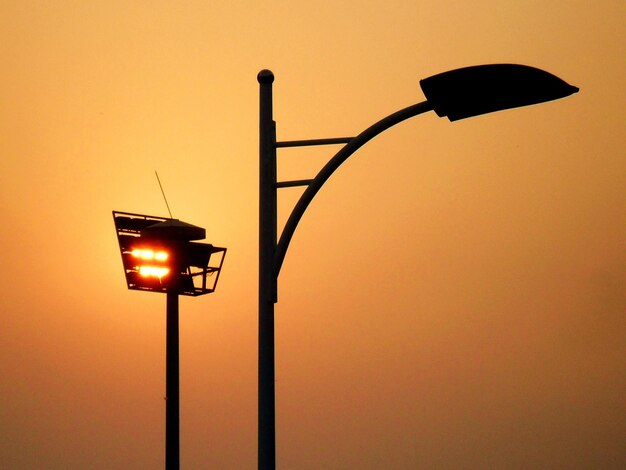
[{"left": 155, "top": 171, "right": 173, "bottom": 219}]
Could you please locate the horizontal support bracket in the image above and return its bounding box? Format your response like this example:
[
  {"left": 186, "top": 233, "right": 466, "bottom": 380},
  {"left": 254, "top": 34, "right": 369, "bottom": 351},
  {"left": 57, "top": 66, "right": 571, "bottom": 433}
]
[
  {"left": 275, "top": 179, "right": 314, "bottom": 188},
  {"left": 274, "top": 100, "right": 434, "bottom": 278},
  {"left": 276, "top": 137, "right": 354, "bottom": 148}
]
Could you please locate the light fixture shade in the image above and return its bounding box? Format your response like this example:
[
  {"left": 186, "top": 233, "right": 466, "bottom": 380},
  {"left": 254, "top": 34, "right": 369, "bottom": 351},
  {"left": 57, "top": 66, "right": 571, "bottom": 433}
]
[
  {"left": 141, "top": 219, "right": 206, "bottom": 241},
  {"left": 420, "top": 64, "right": 579, "bottom": 121}
]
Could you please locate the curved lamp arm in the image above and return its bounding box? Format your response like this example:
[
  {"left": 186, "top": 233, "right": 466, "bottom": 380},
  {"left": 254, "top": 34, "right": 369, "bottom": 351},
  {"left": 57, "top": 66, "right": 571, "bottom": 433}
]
[
  {"left": 274, "top": 100, "right": 434, "bottom": 278},
  {"left": 270, "top": 63, "right": 579, "bottom": 280}
]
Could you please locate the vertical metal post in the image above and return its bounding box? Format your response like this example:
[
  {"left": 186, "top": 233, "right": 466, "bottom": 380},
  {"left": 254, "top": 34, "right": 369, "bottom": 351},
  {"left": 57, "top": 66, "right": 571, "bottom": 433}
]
[
  {"left": 166, "top": 291, "right": 180, "bottom": 470},
  {"left": 258, "top": 69, "right": 277, "bottom": 470}
]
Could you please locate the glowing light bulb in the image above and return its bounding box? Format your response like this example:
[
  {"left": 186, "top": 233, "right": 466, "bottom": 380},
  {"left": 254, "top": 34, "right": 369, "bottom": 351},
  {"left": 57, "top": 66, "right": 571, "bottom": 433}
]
[
  {"left": 131, "top": 248, "right": 168, "bottom": 261},
  {"left": 138, "top": 266, "right": 170, "bottom": 278},
  {"left": 132, "top": 249, "right": 153, "bottom": 259}
]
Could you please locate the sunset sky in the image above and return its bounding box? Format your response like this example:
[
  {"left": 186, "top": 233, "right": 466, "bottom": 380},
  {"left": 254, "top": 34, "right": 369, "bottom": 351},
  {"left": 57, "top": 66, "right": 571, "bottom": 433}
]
[{"left": 1, "top": 1, "right": 624, "bottom": 468}]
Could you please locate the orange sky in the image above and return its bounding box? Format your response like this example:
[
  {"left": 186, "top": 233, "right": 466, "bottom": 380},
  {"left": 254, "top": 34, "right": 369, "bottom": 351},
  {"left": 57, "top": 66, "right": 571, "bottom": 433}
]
[{"left": 1, "top": 1, "right": 624, "bottom": 468}]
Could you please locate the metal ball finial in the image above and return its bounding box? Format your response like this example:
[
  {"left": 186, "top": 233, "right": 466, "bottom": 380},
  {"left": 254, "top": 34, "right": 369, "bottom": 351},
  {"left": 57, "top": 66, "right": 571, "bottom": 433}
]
[{"left": 258, "top": 69, "right": 274, "bottom": 84}]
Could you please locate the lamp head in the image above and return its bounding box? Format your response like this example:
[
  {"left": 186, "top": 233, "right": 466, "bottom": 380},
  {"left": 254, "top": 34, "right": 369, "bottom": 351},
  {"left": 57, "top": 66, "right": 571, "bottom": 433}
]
[
  {"left": 112, "top": 211, "right": 226, "bottom": 296},
  {"left": 420, "top": 64, "right": 579, "bottom": 121}
]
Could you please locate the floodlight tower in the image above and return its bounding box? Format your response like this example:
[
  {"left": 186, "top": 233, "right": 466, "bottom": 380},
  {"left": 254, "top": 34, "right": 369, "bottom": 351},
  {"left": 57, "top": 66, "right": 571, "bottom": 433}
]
[{"left": 113, "top": 211, "right": 227, "bottom": 470}]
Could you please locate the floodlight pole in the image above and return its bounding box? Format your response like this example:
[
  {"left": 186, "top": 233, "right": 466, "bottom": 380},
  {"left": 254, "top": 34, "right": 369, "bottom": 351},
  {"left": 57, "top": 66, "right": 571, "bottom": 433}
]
[
  {"left": 112, "top": 212, "right": 228, "bottom": 470},
  {"left": 166, "top": 291, "right": 180, "bottom": 470}
]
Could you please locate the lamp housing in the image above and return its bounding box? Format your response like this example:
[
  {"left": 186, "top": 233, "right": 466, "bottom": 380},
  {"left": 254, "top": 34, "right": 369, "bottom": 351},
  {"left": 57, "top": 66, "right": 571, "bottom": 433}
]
[
  {"left": 420, "top": 63, "right": 579, "bottom": 121},
  {"left": 113, "top": 211, "right": 226, "bottom": 296}
]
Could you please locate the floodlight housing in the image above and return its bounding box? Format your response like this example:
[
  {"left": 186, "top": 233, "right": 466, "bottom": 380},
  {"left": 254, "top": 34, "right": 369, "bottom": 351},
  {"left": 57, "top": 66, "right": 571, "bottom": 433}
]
[{"left": 113, "top": 211, "right": 226, "bottom": 296}]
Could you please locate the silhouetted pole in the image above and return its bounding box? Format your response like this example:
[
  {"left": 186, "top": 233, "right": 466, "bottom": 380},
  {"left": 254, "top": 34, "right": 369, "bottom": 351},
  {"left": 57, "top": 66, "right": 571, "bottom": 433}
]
[
  {"left": 166, "top": 291, "right": 180, "bottom": 470},
  {"left": 258, "top": 70, "right": 277, "bottom": 470},
  {"left": 256, "top": 65, "right": 577, "bottom": 470},
  {"left": 113, "top": 213, "right": 227, "bottom": 470}
]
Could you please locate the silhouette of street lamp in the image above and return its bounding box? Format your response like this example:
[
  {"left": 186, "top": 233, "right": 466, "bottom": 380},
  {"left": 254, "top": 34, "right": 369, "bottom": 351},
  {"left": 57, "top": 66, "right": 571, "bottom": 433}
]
[
  {"left": 113, "top": 211, "right": 226, "bottom": 470},
  {"left": 257, "top": 64, "right": 578, "bottom": 470}
]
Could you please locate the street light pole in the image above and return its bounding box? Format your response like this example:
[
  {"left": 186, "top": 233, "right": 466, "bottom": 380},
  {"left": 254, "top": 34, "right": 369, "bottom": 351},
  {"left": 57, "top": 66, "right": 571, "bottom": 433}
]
[
  {"left": 257, "top": 65, "right": 577, "bottom": 470},
  {"left": 257, "top": 73, "right": 434, "bottom": 470},
  {"left": 258, "top": 70, "right": 277, "bottom": 470}
]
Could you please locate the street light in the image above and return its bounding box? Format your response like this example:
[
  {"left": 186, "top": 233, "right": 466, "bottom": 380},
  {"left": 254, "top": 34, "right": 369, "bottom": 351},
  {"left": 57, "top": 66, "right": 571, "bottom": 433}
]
[
  {"left": 113, "top": 211, "right": 226, "bottom": 470},
  {"left": 258, "top": 64, "right": 577, "bottom": 469}
]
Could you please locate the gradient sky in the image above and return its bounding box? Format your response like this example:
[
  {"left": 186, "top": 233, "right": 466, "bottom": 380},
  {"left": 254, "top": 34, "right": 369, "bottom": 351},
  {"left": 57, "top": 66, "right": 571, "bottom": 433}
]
[{"left": 1, "top": 1, "right": 624, "bottom": 469}]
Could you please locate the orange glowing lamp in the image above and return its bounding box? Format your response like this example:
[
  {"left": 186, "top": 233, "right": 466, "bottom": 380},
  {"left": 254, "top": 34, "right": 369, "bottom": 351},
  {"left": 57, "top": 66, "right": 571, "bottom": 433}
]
[
  {"left": 131, "top": 248, "right": 171, "bottom": 278},
  {"left": 130, "top": 248, "right": 171, "bottom": 279},
  {"left": 132, "top": 248, "right": 169, "bottom": 262},
  {"left": 112, "top": 211, "right": 226, "bottom": 296}
]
